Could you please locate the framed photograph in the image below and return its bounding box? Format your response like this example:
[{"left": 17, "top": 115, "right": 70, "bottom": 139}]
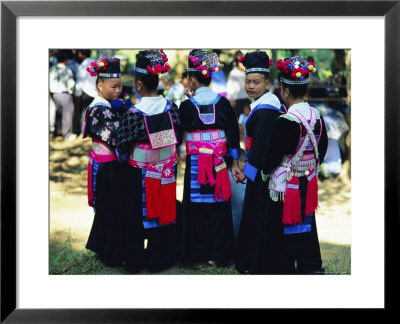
[{"left": 1, "top": 0, "right": 397, "bottom": 322}]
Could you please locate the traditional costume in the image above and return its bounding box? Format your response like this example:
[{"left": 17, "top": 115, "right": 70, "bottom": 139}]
[
  {"left": 235, "top": 51, "right": 287, "bottom": 274},
  {"left": 115, "top": 50, "right": 180, "bottom": 272},
  {"left": 179, "top": 50, "right": 240, "bottom": 266},
  {"left": 262, "top": 56, "right": 328, "bottom": 274},
  {"left": 82, "top": 57, "right": 134, "bottom": 267}
]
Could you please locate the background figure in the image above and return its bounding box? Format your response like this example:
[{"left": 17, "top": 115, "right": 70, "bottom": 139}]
[
  {"left": 66, "top": 50, "right": 80, "bottom": 81},
  {"left": 49, "top": 49, "right": 76, "bottom": 139},
  {"left": 307, "top": 56, "right": 322, "bottom": 85},
  {"left": 226, "top": 50, "right": 248, "bottom": 118},
  {"left": 49, "top": 49, "right": 58, "bottom": 68},
  {"left": 74, "top": 49, "right": 98, "bottom": 135},
  {"left": 129, "top": 55, "right": 143, "bottom": 104},
  {"left": 237, "top": 99, "right": 251, "bottom": 146},
  {"left": 49, "top": 93, "right": 56, "bottom": 134},
  {"left": 166, "top": 71, "right": 188, "bottom": 107},
  {"left": 166, "top": 71, "right": 189, "bottom": 162},
  {"left": 273, "top": 72, "right": 285, "bottom": 105},
  {"left": 315, "top": 104, "right": 349, "bottom": 178},
  {"left": 229, "top": 149, "right": 246, "bottom": 243},
  {"left": 211, "top": 69, "right": 227, "bottom": 97}
]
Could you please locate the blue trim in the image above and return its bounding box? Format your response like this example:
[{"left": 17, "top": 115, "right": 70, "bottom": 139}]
[
  {"left": 283, "top": 214, "right": 313, "bottom": 235},
  {"left": 92, "top": 160, "right": 99, "bottom": 212},
  {"left": 134, "top": 100, "right": 172, "bottom": 116},
  {"left": 245, "top": 104, "right": 282, "bottom": 128},
  {"left": 243, "top": 161, "right": 258, "bottom": 182},
  {"left": 226, "top": 147, "right": 241, "bottom": 160},
  {"left": 190, "top": 155, "right": 223, "bottom": 203},
  {"left": 164, "top": 100, "right": 172, "bottom": 112},
  {"left": 190, "top": 94, "right": 221, "bottom": 106}
]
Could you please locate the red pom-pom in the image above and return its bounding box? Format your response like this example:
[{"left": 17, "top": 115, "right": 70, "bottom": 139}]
[
  {"left": 164, "top": 64, "right": 170, "bottom": 72},
  {"left": 147, "top": 65, "right": 153, "bottom": 73},
  {"left": 291, "top": 72, "right": 297, "bottom": 78},
  {"left": 238, "top": 55, "right": 244, "bottom": 63}
]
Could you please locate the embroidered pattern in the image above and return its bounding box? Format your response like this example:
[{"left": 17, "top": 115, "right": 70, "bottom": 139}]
[
  {"left": 92, "top": 117, "right": 98, "bottom": 125},
  {"left": 89, "top": 107, "right": 97, "bottom": 117},
  {"left": 268, "top": 107, "right": 321, "bottom": 202},
  {"left": 148, "top": 129, "right": 177, "bottom": 149},
  {"left": 103, "top": 109, "right": 112, "bottom": 119},
  {"left": 113, "top": 121, "right": 120, "bottom": 128},
  {"left": 100, "top": 128, "right": 111, "bottom": 142}
]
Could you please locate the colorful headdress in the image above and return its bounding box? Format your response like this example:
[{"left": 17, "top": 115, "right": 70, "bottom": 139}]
[
  {"left": 135, "top": 49, "right": 170, "bottom": 76},
  {"left": 187, "top": 50, "right": 223, "bottom": 78},
  {"left": 240, "top": 51, "right": 272, "bottom": 75},
  {"left": 86, "top": 57, "right": 121, "bottom": 78},
  {"left": 276, "top": 55, "right": 317, "bottom": 85}
]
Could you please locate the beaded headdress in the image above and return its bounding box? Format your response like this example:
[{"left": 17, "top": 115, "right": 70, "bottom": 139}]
[
  {"left": 135, "top": 49, "right": 171, "bottom": 76},
  {"left": 187, "top": 50, "right": 223, "bottom": 78},
  {"left": 276, "top": 55, "right": 318, "bottom": 85}
]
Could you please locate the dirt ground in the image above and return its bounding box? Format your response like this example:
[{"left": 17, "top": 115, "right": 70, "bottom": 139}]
[{"left": 49, "top": 135, "right": 351, "bottom": 274}]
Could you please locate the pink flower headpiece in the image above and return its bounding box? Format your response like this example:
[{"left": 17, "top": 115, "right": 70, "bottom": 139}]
[{"left": 86, "top": 58, "right": 109, "bottom": 77}]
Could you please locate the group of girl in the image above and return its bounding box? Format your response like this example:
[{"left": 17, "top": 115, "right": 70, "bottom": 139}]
[{"left": 82, "top": 49, "right": 328, "bottom": 274}]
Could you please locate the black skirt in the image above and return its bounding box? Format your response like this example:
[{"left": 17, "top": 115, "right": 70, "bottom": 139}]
[
  {"left": 178, "top": 156, "right": 234, "bottom": 265},
  {"left": 235, "top": 173, "right": 287, "bottom": 274},
  {"left": 86, "top": 161, "right": 177, "bottom": 272}
]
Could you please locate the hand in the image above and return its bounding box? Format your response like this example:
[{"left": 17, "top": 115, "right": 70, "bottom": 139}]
[
  {"left": 111, "top": 99, "right": 125, "bottom": 111},
  {"left": 236, "top": 171, "right": 246, "bottom": 183},
  {"left": 115, "top": 149, "right": 129, "bottom": 163},
  {"left": 121, "top": 92, "right": 134, "bottom": 109},
  {"left": 184, "top": 87, "right": 194, "bottom": 98},
  {"left": 230, "top": 160, "right": 244, "bottom": 183}
]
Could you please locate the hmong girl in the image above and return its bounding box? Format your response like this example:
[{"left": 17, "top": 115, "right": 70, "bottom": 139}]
[
  {"left": 262, "top": 55, "right": 328, "bottom": 274},
  {"left": 115, "top": 50, "right": 181, "bottom": 272},
  {"left": 179, "top": 49, "right": 241, "bottom": 268},
  {"left": 82, "top": 57, "right": 134, "bottom": 268},
  {"left": 235, "top": 50, "right": 286, "bottom": 274}
]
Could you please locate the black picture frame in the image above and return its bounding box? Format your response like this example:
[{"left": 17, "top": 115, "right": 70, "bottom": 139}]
[{"left": 1, "top": 0, "right": 398, "bottom": 322}]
